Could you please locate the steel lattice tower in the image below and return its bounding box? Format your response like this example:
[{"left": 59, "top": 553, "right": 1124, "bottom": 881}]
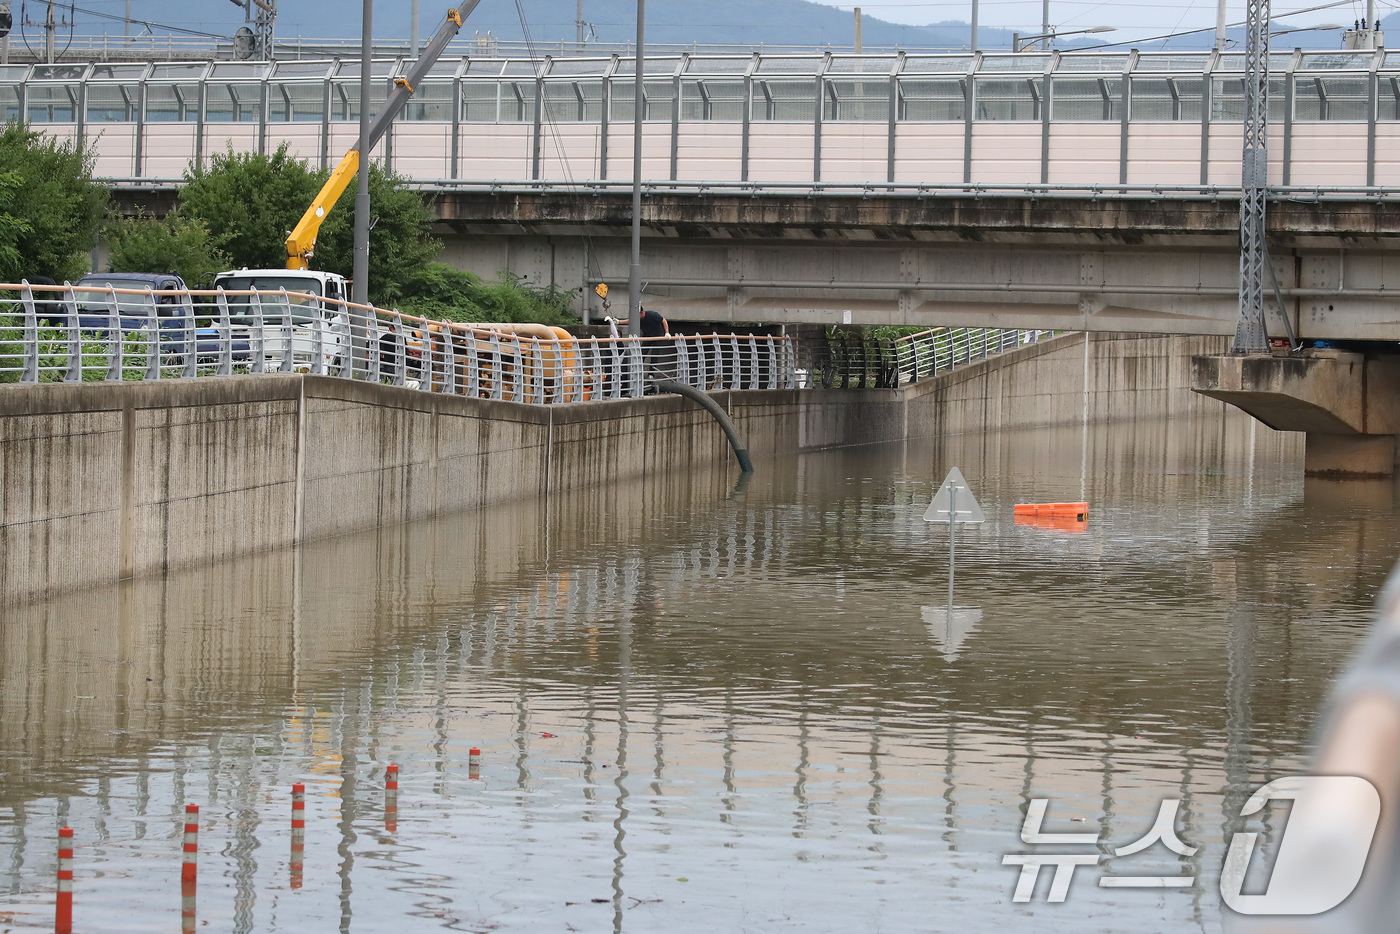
[
  {"left": 1232, "top": 0, "right": 1272, "bottom": 353},
  {"left": 255, "top": 0, "right": 276, "bottom": 61}
]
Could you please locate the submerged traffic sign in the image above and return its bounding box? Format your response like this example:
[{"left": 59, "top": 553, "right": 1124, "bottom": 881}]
[{"left": 923, "top": 467, "right": 985, "bottom": 524}]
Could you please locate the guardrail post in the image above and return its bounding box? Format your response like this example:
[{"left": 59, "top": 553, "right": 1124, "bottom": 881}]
[
  {"left": 607, "top": 337, "right": 621, "bottom": 399},
  {"left": 570, "top": 338, "right": 585, "bottom": 403},
  {"left": 105, "top": 286, "right": 122, "bottom": 382},
  {"left": 250, "top": 289, "right": 266, "bottom": 376},
  {"left": 420, "top": 314, "right": 437, "bottom": 392},
  {"left": 144, "top": 289, "right": 160, "bottom": 381},
  {"left": 488, "top": 333, "right": 504, "bottom": 400},
  {"left": 277, "top": 290, "right": 294, "bottom": 373},
  {"left": 179, "top": 297, "right": 196, "bottom": 379},
  {"left": 215, "top": 289, "right": 233, "bottom": 377},
  {"left": 61, "top": 283, "right": 81, "bottom": 382},
  {"left": 629, "top": 339, "right": 644, "bottom": 398},
  {"left": 675, "top": 337, "right": 690, "bottom": 387},
  {"left": 19, "top": 281, "right": 38, "bottom": 384},
  {"left": 531, "top": 336, "right": 546, "bottom": 404},
  {"left": 466, "top": 326, "right": 480, "bottom": 397},
  {"left": 310, "top": 291, "right": 325, "bottom": 376},
  {"left": 444, "top": 324, "right": 458, "bottom": 395},
  {"left": 577, "top": 338, "right": 590, "bottom": 401},
  {"left": 531, "top": 337, "right": 547, "bottom": 404},
  {"left": 391, "top": 314, "right": 407, "bottom": 387},
  {"left": 364, "top": 306, "right": 379, "bottom": 383}
]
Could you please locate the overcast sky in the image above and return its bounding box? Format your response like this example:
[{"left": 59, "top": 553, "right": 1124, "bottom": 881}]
[{"left": 811, "top": 0, "right": 1392, "bottom": 40}]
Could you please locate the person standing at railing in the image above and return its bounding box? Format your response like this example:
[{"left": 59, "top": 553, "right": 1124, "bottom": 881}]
[
  {"left": 640, "top": 307, "right": 672, "bottom": 385},
  {"left": 640, "top": 307, "right": 669, "bottom": 339}
]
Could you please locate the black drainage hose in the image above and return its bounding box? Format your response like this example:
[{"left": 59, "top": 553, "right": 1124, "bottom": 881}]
[{"left": 651, "top": 379, "right": 754, "bottom": 474}]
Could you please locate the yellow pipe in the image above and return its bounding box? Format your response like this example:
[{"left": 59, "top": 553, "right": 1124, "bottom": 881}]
[{"left": 285, "top": 150, "right": 361, "bottom": 270}]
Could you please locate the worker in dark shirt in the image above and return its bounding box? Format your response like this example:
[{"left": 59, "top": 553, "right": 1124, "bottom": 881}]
[
  {"left": 639, "top": 307, "right": 668, "bottom": 338},
  {"left": 638, "top": 307, "right": 671, "bottom": 383}
]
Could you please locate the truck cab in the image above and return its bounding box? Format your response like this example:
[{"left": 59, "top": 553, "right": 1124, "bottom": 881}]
[{"left": 211, "top": 269, "right": 351, "bottom": 373}]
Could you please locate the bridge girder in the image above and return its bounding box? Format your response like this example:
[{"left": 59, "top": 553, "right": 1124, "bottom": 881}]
[
  {"left": 111, "top": 188, "right": 1400, "bottom": 340},
  {"left": 427, "top": 192, "right": 1400, "bottom": 341}
]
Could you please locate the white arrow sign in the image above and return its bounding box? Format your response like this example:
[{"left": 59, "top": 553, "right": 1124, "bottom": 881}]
[{"left": 923, "top": 467, "right": 985, "bottom": 524}]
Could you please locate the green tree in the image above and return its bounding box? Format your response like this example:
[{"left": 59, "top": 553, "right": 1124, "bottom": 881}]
[
  {"left": 395, "top": 262, "right": 490, "bottom": 323},
  {"left": 103, "top": 210, "right": 232, "bottom": 287},
  {"left": 311, "top": 162, "right": 440, "bottom": 306},
  {"left": 0, "top": 123, "right": 108, "bottom": 282},
  {"left": 0, "top": 172, "right": 34, "bottom": 281},
  {"left": 179, "top": 143, "right": 322, "bottom": 271},
  {"left": 179, "top": 144, "right": 440, "bottom": 305},
  {"left": 396, "top": 263, "right": 579, "bottom": 326}
]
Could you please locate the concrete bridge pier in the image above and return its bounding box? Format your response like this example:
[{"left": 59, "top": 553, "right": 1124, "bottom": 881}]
[{"left": 1192, "top": 352, "right": 1400, "bottom": 478}]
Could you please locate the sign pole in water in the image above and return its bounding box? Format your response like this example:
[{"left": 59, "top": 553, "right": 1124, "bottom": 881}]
[{"left": 924, "top": 467, "right": 985, "bottom": 610}]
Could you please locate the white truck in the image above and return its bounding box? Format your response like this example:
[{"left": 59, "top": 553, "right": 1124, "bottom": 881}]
[{"left": 211, "top": 268, "right": 352, "bottom": 374}]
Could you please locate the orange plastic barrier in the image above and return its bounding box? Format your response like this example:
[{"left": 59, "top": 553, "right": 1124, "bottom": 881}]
[
  {"left": 1015, "top": 514, "right": 1088, "bottom": 533},
  {"left": 1014, "top": 502, "right": 1088, "bottom": 521}
]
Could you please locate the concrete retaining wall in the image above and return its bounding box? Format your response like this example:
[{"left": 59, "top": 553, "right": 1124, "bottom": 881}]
[
  {"left": 0, "top": 332, "right": 1238, "bottom": 605},
  {"left": 908, "top": 332, "right": 1235, "bottom": 434}
]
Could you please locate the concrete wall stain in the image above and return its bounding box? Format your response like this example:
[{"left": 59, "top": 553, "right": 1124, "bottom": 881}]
[{"left": 1, "top": 334, "right": 1234, "bottom": 605}]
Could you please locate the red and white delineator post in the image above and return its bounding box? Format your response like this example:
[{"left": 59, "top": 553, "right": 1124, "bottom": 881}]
[{"left": 55, "top": 826, "right": 73, "bottom": 934}]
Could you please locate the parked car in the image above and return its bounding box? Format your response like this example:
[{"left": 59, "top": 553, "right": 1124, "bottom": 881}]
[
  {"left": 30, "top": 273, "right": 199, "bottom": 361},
  {"left": 55, "top": 273, "right": 194, "bottom": 331}
]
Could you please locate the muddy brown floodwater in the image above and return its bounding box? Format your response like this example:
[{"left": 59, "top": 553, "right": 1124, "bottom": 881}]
[{"left": 1, "top": 417, "right": 1396, "bottom": 933}]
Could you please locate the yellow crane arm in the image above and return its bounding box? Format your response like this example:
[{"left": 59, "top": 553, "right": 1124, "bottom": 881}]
[
  {"left": 285, "top": 150, "right": 360, "bottom": 270},
  {"left": 283, "top": 4, "right": 476, "bottom": 270}
]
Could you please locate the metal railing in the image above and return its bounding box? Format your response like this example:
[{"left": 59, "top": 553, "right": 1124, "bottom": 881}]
[
  {"left": 0, "top": 283, "right": 1057, "bottom": 398},
  {"left": 0, "top": 282, "right": 797, "bottom": 401},
  {"left": 803, "top": 326, "right": 1056, "bottom": 389}
]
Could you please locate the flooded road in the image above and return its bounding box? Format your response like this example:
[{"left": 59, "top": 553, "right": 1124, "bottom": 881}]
[{"left": 1, "top": 416, "right": 1396, "bottom": 932}]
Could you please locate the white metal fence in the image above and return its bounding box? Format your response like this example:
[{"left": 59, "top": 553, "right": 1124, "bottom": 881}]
[
  {"left": 0, "top": 283, "right": 1054, "bottom": 399},
  {"left": 0, "top": 281, "right": 799, "bottom": 401}
]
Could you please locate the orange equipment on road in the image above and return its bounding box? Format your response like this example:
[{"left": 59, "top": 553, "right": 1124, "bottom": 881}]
[
  {"left": 1013, "top": 502, "right": 1089, "bottom": 532},
  {"left": 1013, "top": 502, "right": 1088, "bottom": 521}
]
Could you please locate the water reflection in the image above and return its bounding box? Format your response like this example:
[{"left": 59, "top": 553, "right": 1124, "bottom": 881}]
[{"left": 0, "top": 416, "right": 1395, "bottom": 932}]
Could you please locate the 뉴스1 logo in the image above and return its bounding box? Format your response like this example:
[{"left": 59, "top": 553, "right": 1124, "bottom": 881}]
[
  {"left": 1220, "top": 776, "right": 1380, "bottom": 916},
  {"left": 1003, "top": 775, "right": 1381, "bottom": 915}
]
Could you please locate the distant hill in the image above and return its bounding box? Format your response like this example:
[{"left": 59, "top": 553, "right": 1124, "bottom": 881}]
[
  {"left": 46, "top": 0, "right": 1349, "bottom": 53},
  {"left": 56, "top": 0, "right": 1009, "bottom": 52}
]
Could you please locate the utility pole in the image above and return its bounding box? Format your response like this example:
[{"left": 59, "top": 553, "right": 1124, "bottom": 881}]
[
  {"left": 1, "top": 2, "right": 10, "bottom": 65},
  {"left": 124, "top": 0, "right": 130, "bottom": 44},
  {"left": 1232, "top": 0, "right": 1271, "bottom": 352},
  {"left": 1041, "top": 0, "right": 1049, "bottom": 49},
  {"left": 44, "top": 0, "right": 55, "bottom": 63},
  {"left": 1214, "top": 0, "right": 1228, "bottom": 50},
  {"left": 354, "top": 0, "right": 373, "bottom": 308},
  {"left": 576, "top": 0, "right": 585, "bottom": 51},
  {"left": 411, "top": 0, "right": 420, "bottom": 55},
  {"left": 628, "top": 0, "right": 645, "bottom": 337},
  {"left": 853, "top": 7, "right": 862, "bottom": 53},
  {"left": 1343, "top": 0, "right": 1383, "bottom": 49},
  {"left": 969, "top": 0, "right": 978, "bottom": 51}
]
